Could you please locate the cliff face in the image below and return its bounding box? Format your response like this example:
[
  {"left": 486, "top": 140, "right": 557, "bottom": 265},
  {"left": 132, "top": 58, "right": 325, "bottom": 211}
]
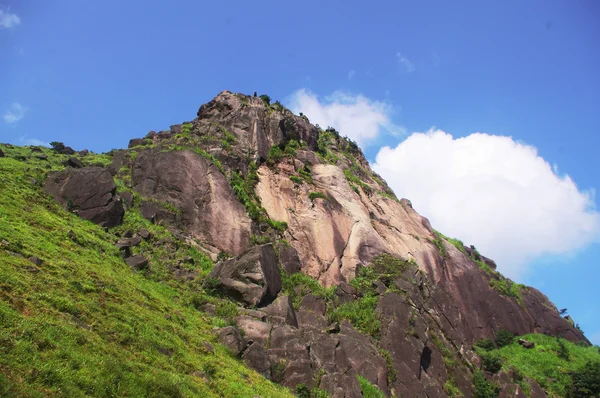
[
  {"left": 114, "top": 91, "right": 587, "bottom": 396},
  {"left": 3, "top": 91, "right": 591, "bottom": 397}
]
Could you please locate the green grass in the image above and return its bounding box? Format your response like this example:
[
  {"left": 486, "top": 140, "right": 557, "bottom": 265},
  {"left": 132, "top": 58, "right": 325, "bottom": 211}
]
[
  {"left": 281, "top": 272, "right": 336, "bottom": 310},
  {"left": 357, "top": 376, "right": 385, "bottom": 398},
  {"left": 328, "top": 296, "right": 380, "bottom": 339},
  {"left": 0, "top": 151, "right": 292, "bottom": 397},
  {"left": 476, "top": 333, "right": 600, "bottom": 397}
]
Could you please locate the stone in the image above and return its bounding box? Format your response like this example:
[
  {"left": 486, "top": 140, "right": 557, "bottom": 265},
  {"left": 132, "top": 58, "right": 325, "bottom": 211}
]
[
  {"left": 129, "top": 235, "right": 142, "bottom": 247},
  {"left": 296, "top": 309, "right": 327, "bottom": 330},
  {"left": 235, "top": 316, "right": 272, "bottom": 346},
  {"left": 35, "top": 154, "right": 48, "bottom": 160},
  {"left": 242, "top": 343, "right": 271, "bottom": 379},
  {"left": 240, "top": 308, "right": 266, "bottom": 320},
  {"left": 299, "top": 294, "right": 326, "bottom": 315},
  {"left": 263, "top": 296, "right": 298, "bottom": 327},
  {"left": 44, "top": 167, "right": 124, "bottom": 228},
  {"left": 140, "top": 201, "right": 177, "bottom": 225},
  {"left": 66, "top": 157, "right": 84, "bottom": 168},
  {"left": 0, "top": 148, "right": 4, "bottom": 157},
  {"left": 122, "top": 230, "right": 133, "bottom": 238},
  {"left": 125, "top": 255, "right": 148, "bottom": 270},
  {"left": 28, "top": 256, "right": 43, "bottom": 266},
  {"left": 78, "top": 149, "right": 89, "bottom": 156},
  {"left": 208, "top": 244, "right": 281, "bottom": 307},
  {"left": 201, "top": 303, "right": 216, "bottom": 316},
  {"left": 278, "top": 246, "right": 302, "bottom": 275},
  {"left": 60, "top": 146, "right": 76, "bottom": 155},
  {"left": 518, "top": 339, "right": 535, "bottom": 349},
  {"left": 215, "top": 326, "right": 245, "bottom": 356},
  {"left": 139, "top": 228, "right": 151, "bottom": 239},
  {"left": 120, "top": 192, "right": 134, "bottom": 208},
  {"left": 128, "top": 138, "right": 147, "bottom": 148}
]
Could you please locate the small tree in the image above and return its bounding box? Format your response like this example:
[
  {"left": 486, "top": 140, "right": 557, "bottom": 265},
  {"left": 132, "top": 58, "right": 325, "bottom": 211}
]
[
  {"left": 259, "top": 94, "right": 271, "bottom": 106},
  {"left": 557, "top": 338, "right": 571, "bottom": 361},
  {"left": 568, "top": 361, "right": 600, "bottom": 397},
  {"left": 50, "top": 141, "right": 65, "bottom": 152}
]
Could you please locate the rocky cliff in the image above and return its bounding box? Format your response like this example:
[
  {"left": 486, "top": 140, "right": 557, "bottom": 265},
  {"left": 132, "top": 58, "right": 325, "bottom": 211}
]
[{"left": 0, "top": 91, "right": 596, "bottom": 398}]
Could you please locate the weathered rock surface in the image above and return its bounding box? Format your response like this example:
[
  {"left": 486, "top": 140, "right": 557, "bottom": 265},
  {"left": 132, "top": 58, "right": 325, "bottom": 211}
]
[
  {"left": 208, "top": 244, "right": 281, "bottom": 307},
  {"left": 44, "top": 167, "right": 124, "bottom": 228},
  {"left": 132, "top": 149, "right": 251, "bottom": 255},
  {"left": 215, "top": 326, "right": 245, "bottom": 356}
]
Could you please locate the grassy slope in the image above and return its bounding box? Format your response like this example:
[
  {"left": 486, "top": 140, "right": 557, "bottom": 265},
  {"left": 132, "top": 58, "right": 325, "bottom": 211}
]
[
  {"left": 0, "top": 145, "right": 291, "bottom": 397},
  {"left": 479, "top": 333, "right": 600, "bottom": 397}
]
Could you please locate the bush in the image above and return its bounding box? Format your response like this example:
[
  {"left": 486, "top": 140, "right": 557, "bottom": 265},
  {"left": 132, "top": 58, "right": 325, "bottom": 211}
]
[
  {"left": 328, "top": 295, "right": 380, "bottom": 339},
  {"left": 290, "top": 175, "right": 303, "bottom": 185},
  {"left": 260, "top": 94, "right": 271, "bottom": 106},
  {"left": 495, "top": 329, "right": 514, "bottom": 348},
  {"left": 267, "top": 145, "right": 283, "bottom": 166},
  {"left": 481, "top": 352, "right": 503, "bottom": 374},
  {"left": 357, "top": 375, "right": 385, "bottom": 398},
  {"left": 308, "top": 192, "right": 327, "bottom": 202},
  {"left": 475, "top": 338, "right": 496, "bottom": 351},
  {"left": 568, "top": 360, "right": 600, "bottom": 397},
  {"left": 473, "top": 371, "right": 500, "bottom": 398}
]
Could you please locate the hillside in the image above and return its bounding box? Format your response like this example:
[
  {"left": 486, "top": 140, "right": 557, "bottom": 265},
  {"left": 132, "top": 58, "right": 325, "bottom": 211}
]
[{"left": 1, "top": 91, "right": 598, "bottom": 398}]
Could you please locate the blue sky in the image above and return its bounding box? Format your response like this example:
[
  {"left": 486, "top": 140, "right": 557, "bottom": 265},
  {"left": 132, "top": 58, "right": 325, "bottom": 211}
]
[{"left": 1, "top": 1, "right": 599, "bottom": 343}]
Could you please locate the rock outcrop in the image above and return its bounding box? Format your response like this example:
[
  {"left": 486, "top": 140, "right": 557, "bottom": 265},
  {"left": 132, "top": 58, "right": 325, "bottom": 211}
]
[
  {"left": 44, "top": 167, "right": 124, "bottom": 228},
  {"left": 208, "top": 244, "right": 281, "bottom": 307}
]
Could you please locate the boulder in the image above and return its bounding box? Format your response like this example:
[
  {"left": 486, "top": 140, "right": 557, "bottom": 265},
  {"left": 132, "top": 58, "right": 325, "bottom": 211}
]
[
  {"left": 120, "top": 191, "right": 134, "bottom": 208},
  {"left": 242, "top": 343, "right": 271, "bottom": 379},
  {"left": 125, "top": 255, "right": 148, "bottom": 270},
  {"left": 263, "top": 296, "right": 298, "bottom": 327},
  {"left": 235, "top": 316, "right": 272, "bottom": 346},
  {"left": 44, "top": 167, "right": 124, "bottom": 228},
  {"left": 59, "top": 146, "right": 76, "bottom": 155},
  {"left": 128, "top": 138, "right": 147, "bottom": 148},
  {"left": 518, "top": 339, "right": 535, "bottom": 349},
  {"left": 139, "top": 228, "right": 151, "bottom": 239},
  {"left": 140, "top": 201, "right": 177, "bottom": 225},
  {"left": 215, "top": 326, "right": 245, "bottom": 356},
  {"left": 278, "top": 245, "right": 302, "bottom": 275},
  {"left": 0, "top": 148, "right": 4, "bottom": 157},
  {"left": 65, "top": 157, "right": 84, "bottom": 168},
  {"left": 208, "top": 244, "right": 281, "bottom": 307},
  {"left": 78, "top": 149, "right": 89, "bottom": 156},
  {"left": 28, "top": 256, "right": 43, "bottom": 266},
  {"left": 300, "top": 294, "right": 326, "bottom": 315}
]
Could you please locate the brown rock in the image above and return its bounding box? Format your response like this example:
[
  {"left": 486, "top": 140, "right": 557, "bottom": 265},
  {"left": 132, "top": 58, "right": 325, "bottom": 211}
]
[
  {"left": 518, "top": 339, "right": 535, "bottom": 349},
  {"left": 300, "top": 294, "right": 326, "bottom": 315},
  {"left": 28, "top": 256, "right": 43, "bottom": 266},
  {"left": 128, "top": 138, "right": 147, "bottom": 148},
  {"left": 208, "top": 244, "right": 281, "bottom": 307},
  {"left": 132, "top": 150, "right": 251, "bottom": 255},
  {"left": 65, "top": 157, "right": 84, "bottom": 168},
  {"left": 278, "top": 245, "right": 302, "bottom": 275},
  {"left": 263, "top": 296, "right": 298, "bottom": 327},
  {"left": 44, "top": 167, "right": 124, "bottom": 228},
  {"left": 235, "top": 316, "right": 272, "bottom": 347},
  {"left": 125, "top": 255, "right": 148, "bottom": 270},
  {"left": 120, "top": 192, "right": 134, "bottom": 209},
  {"left": 215, "top": 326, "right": 245, "bottom": 356},
  {"left": 242, "top": 343, "right": 271, "bottom": 379}
]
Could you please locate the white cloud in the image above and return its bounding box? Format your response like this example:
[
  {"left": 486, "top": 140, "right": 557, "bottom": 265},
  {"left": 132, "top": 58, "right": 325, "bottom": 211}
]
[
  {"left": 373, "top": 129, "right": 600, "bottom": 280},
  {"left": 23, "top": 138, "right": 49, "bottom": 147},
  {"left": 348, "top": 70, "right": 356, "bottom": 80},
  {"left": 0, "top": 8, "right": 20, "bottom": 29},
  {"left": 3, "top": 102, "right": 27, "bottom": 124},
  {"left": 396, "top": 52, "right": 416, "bottom": 72},
  {"left": 288, "top": 89, "right": 404, "bottom": 146}
]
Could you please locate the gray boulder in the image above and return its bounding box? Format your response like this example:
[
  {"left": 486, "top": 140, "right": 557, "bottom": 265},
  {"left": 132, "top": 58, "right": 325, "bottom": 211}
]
[
  {"left": 44, "top": 167, "right": 124, "bottom": 228},
  {"left": 208, "top": 244, "right": 281, "bottom": 307}
]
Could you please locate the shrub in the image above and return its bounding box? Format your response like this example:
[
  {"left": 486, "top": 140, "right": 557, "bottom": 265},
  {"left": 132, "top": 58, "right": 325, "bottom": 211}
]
[
  {"left": 568, "top": 360, "right": 600, "bottom": 397},
  {"left": 260, "top": 94, "right": 271, "bottom": 106},
  {"left": 475, "top": 338, "right": 496, "bottom": 351},
  {"left": 308, "top": 191, "right": 327, "bottom": 202},
  {"left": 328, "top": 295, "right": 380, "bottom": 339},
  {"left": 495, "top": 329, "right": 514, "bottom": 348},
  {"left": 357, "top": 375, "right": 385, "bottom": 398},
  {"left": 267, "top": 145, "right": 283, "bottom": 166},
  {"left": 216, "top": 251, "right": 232, "bottom": 262},
  {"left": 473, "top": 370, "right": 500, "bottom": 398},
  {"left": 49, "top": 141, "right": 65, "bottom": 152},
  {"left": 481, "top": 351, "right": 503, "bottom": 374},
  {"left": 290, "top": 175, "right": 303, "bottom": 185}
]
